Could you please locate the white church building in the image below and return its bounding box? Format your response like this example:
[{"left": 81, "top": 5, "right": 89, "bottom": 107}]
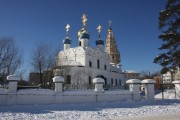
[{"left": 54, "top": 14, "right": 126, "bottom": 87}]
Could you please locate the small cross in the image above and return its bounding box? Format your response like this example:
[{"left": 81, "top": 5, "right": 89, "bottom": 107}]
[
  {"left": 82, "top": 14, "right": 87, "bottom": 28},
  {"left": 97, "top": 25, "right": 102, "bottom": 34},
  {"left": 65, "top": 24, "right": 70, "bottom": 32}
]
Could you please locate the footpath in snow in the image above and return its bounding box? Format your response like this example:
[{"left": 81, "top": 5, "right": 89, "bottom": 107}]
[{"left": 0, "top": 99, "right": 180, "bottom": 120}]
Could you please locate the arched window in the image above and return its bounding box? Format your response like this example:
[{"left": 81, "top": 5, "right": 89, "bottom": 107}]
[
  {"left": 89, "top": 76, "right": 92, "bottom": 84},
  {"left": 111, "top": 78, "right": 113, "bottom": 85},
  {"left": 89, "top": 61, "right": 92, "bottom": 67},
  {"left": 97, "top": 59, "right": 100, "bottom": 68},
  {"left": 66, "top": 75, "right": 71, "bottom": 84},
  {"left": 104, "top": 64, "right": 107, "bottom": 70}
]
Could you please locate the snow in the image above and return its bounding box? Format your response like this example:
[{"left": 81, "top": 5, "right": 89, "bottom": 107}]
[
  {"left": 126, "top": 79, "right": 141, "bottom": 84},
  {"left": 93, "top": 78, "right": 104, "bottom": 84},
  {"left": 142, "top": 79, "right": 156, "bottom": 84},
  {"left": 53, "top": 76, "right": 64, "bottom": 83},
  {"left": 155, "top": 89, "right": 180, "bottom": 99},
  {"left": 0, "top": 100, "right": 180, "bottom": 120},
  {"left": 172, "top": 80, "right": 180, "bottom": 84},
  {"left": 123, "top": 70, "right": 139, "bottom": 73},
  {"left": 1, "top": 89, "right": 180, "bottom": 119},
  {"left": 6, "top": 75, "right": 20, "bottom": 81}
]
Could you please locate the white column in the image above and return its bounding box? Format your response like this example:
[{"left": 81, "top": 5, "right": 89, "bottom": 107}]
[
  {"left": 172, "top": 80, "right": 180, "bottom": 99},
  {"left": 7, "top": 75, "right": 20, "bottom": 93},
  {"left": 126, "top": 79, "right": 141, "bottom": 101},
  {"left": 142, "top": 79, "right": 156, "bottom": 100},
  {"left": 93, "top": 78, "right": 104, "bottom": 92},
  {"left": 53, "top": 76, "right": 64, "bottom": 93}
]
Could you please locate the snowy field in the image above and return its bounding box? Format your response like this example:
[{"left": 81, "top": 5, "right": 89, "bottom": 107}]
[
  {"left": 0, "top": 99, "right": 180, "bottom": 120},
  {"left": 0, "top": 90, "right": 180, "bottom": 120}
]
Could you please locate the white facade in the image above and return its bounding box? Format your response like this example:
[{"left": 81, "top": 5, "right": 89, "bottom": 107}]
[{"left": 56, "top": 46, "right": 126, "bottom": 85}]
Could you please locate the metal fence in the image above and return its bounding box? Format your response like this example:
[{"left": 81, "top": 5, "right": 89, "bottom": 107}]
[
  {"left": 64, "top": 84, "right": 94, "bottom": 90},
  {"left": 104, "top": 84, "right": 129, "bottom": 90},
  {"left": 63, "top": 84, "right": 129, "bottom": 90},
  {"left": 0, "top": 84, "right": 8, "bottom": 90}
]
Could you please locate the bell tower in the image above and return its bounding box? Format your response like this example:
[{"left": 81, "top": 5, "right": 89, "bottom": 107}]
[{"left": 105, "top": 20, "right": 120, "bottom": 65}]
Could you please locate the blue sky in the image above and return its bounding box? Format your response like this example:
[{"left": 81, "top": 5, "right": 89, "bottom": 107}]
[{"left": 0, "top": 0, "right": 166, "bottom": 74}]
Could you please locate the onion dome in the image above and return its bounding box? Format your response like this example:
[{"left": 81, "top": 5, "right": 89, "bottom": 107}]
[
  {"left": 96, "top": 38, "right": 104, "bottom": 45},
  {"left": 78, "top": 29, "right": 84, "bottom": 38},
  {"left": 79, "top": 30, "right": 90, "bottom": 39},
  {"left": 63, "top": 36, "right": 71, "bottom": 44}
]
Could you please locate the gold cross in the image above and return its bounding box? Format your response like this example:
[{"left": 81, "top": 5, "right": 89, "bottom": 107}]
[
  {"left": 82, "top": 14, "right": 87, "bottom": 28},
  {"left": 97, "top": 25, "right": 102, "bottom": 34}
]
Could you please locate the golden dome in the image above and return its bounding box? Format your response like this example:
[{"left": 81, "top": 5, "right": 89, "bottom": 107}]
[{"left": 78, "top": 28, "right": 84, "bottom": 38}]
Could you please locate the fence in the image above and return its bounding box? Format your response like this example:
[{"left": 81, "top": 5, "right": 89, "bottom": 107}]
[
  {"left": 0, "top": 75, "right": 158, "bottom": 106},
  {"left": 64, "top": 84, "right": 94, "bottom": 90},
  {"left": 0, "top": 84, "right": 8, "bottom": 90}
]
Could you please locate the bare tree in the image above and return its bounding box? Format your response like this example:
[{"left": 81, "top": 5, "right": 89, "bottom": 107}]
[
  {"left": 31, "top": 43, "right": 55, "bottom": 86},
  {"left": 140, "top": 70, "right": 160, "bottom": 79},
  {"left": 0, "top": 37, "right": 23, "bottom": 84}
]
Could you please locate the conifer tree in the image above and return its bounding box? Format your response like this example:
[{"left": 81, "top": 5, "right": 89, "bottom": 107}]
[{"left": 154, "top": 0, "right": 180, "bottom": 73}]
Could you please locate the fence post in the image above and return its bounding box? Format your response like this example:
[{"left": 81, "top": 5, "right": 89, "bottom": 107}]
[
  {"left": 126, "top": 79, "right": 141, "bottom": 101},
  {"left": 93, "top": 78, "right": 104, "bottom": 92},
  {"left": 7, "top": 75, "right": 20, "bottom": 93},
  {"left": 53, "top": 76, "right": 64, "bottom": 93},
  {"left": 172, "top": 80, "right": 180, "bottom": 99},
  {"left": 142, "top": 79, "right": 156, "bottom": 100}
]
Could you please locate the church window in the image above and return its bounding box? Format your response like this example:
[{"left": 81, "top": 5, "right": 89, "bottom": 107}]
[
  {"left": 115, "top": 79, "right": 118, "bottom": 86},
  {"left": 79, "top": 41, "right": 81, "bottom": 46},
  {"left": 66, "top": 75, "right": 71, "bottom": 84},
  {"left": 89, "top": 61, "right": 92, "bottom": 67},
  {"left": 97, "top": 59, "right": 100, "bottom": 68},
  {"left": 104, "top": 64, "right": 107, "bottom": 70},
  {"left": 119, "top": 79, "right": 121, "bottom": 85},
  {"left": 111, "top": 78, "right": 113, "bottom": 85},
  {"left": 89, "top": 76, "right": 92, "bottom": 84}
]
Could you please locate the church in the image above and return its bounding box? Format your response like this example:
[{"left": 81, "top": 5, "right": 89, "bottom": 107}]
[{"left": 54, "top": 14, "right": 126, "bottom": 88}]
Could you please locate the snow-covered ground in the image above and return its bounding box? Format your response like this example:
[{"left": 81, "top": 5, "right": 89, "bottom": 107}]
[
  {"left": 0, "top": 90, "right": 180, "bottom": 120},
  {"left": 0, "top": 100, "right": 180, "bottom": 120},
  {"left": 155, "top": 89, "right": 180, "bottom": 99}
]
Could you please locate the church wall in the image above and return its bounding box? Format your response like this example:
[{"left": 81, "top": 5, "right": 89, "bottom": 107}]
[
  {"left": 57, "top": 43, "right": 125, "bottom": 87},
  {"left": 63, "top": 66, "right": 126, "bottom": 86}
]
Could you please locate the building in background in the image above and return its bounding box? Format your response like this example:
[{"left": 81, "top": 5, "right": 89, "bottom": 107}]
[{"left": 123, "top": 70, "right": 140, "bottom": 79}]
